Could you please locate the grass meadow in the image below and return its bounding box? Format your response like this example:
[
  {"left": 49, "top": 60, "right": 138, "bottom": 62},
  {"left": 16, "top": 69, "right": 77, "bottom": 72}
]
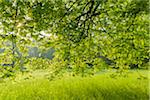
[{"left": 0, "top": 70, "right": 149, "bottom": 100}]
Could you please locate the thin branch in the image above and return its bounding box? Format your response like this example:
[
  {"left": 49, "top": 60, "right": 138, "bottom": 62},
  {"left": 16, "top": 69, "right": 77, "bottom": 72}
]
[{"left": 59, "top": 0, "right": 78, "bottom": 22}]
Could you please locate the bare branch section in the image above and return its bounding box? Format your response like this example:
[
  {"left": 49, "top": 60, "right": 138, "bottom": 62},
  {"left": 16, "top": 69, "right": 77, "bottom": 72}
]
[
  {"left": 59, "top": 0, "right": 104, "bottom": 42},
  {"left": 58, "top": 0, "right": 78, "bottom": 23}
]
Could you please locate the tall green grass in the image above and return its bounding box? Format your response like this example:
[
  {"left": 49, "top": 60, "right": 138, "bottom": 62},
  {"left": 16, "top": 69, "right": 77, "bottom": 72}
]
[{"left": 0, "top": 70, "right": 149, "bottom": 100}]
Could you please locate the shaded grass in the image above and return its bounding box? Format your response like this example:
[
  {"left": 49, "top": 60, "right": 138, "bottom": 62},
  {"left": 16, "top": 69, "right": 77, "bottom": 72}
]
[{"left": 0, "top": 70, "right": 149, "bottom": 100}]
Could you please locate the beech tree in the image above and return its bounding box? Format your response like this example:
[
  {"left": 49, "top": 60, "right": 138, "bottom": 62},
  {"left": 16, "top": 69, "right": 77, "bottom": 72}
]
[{"left": 0, "top": 0, "right": 149, "bottom": 76}]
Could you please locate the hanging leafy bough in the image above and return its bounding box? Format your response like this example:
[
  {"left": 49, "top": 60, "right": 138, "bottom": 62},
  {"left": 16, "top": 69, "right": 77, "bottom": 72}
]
[
  {"left": 51, "top": 0, "right": 149, "bottom": 76},
  {"left": 0, "top": 0, "right": 67, "bottom": 78},
  {"left": 49, "top": 0, "right": 110, "bottom": 76}
]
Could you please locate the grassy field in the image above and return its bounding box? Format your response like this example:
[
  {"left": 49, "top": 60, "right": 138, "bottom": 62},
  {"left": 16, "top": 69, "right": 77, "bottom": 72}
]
[{"left": 0, "top": 70, "right": 149, "bottom": 100}]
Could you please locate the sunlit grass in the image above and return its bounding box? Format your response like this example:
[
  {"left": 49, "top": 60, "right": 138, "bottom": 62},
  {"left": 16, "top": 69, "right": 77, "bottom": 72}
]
[{"left": 0, "top": 70, "right": 149, "bottom": 100}]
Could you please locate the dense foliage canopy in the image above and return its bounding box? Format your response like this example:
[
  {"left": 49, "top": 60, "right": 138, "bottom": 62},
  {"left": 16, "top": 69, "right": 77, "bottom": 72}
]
[{"left": 0, "top": 0, "right": 149, "bottom": 77}]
